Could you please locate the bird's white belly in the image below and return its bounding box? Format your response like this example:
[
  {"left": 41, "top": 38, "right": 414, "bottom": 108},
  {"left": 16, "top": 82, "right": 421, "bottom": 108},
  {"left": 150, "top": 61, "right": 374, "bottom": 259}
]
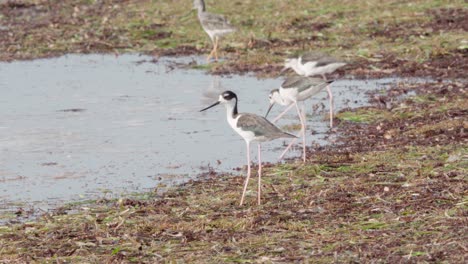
[
  {"left": 279, "top": 87, "right": 299, "bottom": 103},
  {"left": 302, "top": 62, "right": 325, "bottom": 76},
  {"left": 303, "top": 62, "right": 346, "bottom": 76},
  {"left": 205, "top": 28, "right": 234, "bottom": 40},
  {"left": 301, "top": 62, "right": 318, "bottom": 75},
  {"left": 321, "top": 62, "right": 346, "bottom": 74},
  {"left": 228, "top": 115, "right": 256, "bottom": 143},
  {"left": 297, "top": 85, "right": 324, "bottom": 101}
]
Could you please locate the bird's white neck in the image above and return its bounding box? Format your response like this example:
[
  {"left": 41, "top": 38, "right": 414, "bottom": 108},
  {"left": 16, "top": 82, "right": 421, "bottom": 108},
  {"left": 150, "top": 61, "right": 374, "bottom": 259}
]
[
  {"left": 272, "top": 93, "right": 290, "bottom": 106},
  {"left": 223, "top": 100, "right": 239, "bottom": 130},
  {"left": 286, "top": 58, "right": 305, "bottom": 75},
  {"left": 195, "top": 0, "right": 206, "bottom": 14},
  {"left": 223, "top": 99, "right": 238, "bottom": 121},
  {"left": 196, "top": 7, "right": 205, "bottom": 15},
  {"left": 294, "top": 58, "right": 308, "bottom": 75}
]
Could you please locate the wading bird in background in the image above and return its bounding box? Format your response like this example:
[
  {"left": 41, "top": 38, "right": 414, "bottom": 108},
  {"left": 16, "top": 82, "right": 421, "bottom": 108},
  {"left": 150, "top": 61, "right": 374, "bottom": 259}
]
[
  {"left": 193, "top": 0, "right": 236, "bottom": 62},
  {"left": 266, "top": 76, "right": 333, "bottom": 162},
  {"left": 281, "top": 52, "right": 346, "bottom": 127}
]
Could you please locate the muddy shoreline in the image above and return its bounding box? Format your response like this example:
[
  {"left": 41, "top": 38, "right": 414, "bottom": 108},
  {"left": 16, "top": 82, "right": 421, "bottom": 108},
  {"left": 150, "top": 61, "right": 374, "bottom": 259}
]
[
  {"left": 1, "top": 54, "right": 412, "bottom": 223},
  {"left": 0, "top": 0, "right": 466, "bottom": 262},
  {"left": 1, "top": 1, "right": 467, "bottom": 79},
  {"left": 1, "top": 75, "right": 466, "bottom": 262}
]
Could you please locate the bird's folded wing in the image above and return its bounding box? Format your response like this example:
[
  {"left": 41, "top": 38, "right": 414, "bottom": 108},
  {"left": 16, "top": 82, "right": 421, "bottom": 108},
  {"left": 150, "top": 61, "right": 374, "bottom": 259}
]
[
  {"left": 282, "top": 76, "right": 326, "bottom": 93},
  {"left": 201, "top": 13, "right": 235, "bottom": 31},
  {"left": 237, "top": 114, "right": 283, "bottom": 137},
  {"left": 315, "top": 57, "right": 343, "bottom": 67}
]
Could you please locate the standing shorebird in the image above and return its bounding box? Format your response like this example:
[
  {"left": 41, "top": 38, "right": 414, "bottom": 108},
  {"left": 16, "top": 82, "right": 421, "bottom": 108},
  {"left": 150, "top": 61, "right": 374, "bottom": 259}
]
[
  {"left": 282, "top": 52, "right": 347, "bottom": 79},
  {"left": 200, "top": 91, "right": 296, "bottom": 206},
  {"left": 281, "top": 52, "right": 346, "bottom": 127},
  {"left": 193, "top": 0, "right": 236, "bottom": 62},
  {"left": 265, "top": 76, "right": 333, "bottom": 162}
]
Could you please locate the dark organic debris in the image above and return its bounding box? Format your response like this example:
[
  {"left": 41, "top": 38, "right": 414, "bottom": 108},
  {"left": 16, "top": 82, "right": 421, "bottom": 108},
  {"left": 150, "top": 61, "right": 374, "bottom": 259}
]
[
  {"left": 318, "top": 81, "right": 467, "bottom": 155},
  {"left": 57, "top": 108, "right": 86, "bottom": 113},
  {"left": 150, "top": 45, "right": 199, "bottom": 57},
  {"left": 41, "top": 162, "right": 58, "bottom": 166},
  {"left": 428, "top": 8, "right": 468, "bottom": 31},
  {"left": 287, "top": 17, "right": 332, "bottom": 31},
  {"left": 1, "top": 75, "right": 466, "bottom": 262},
  {"left": 349, "top": 51, "right": 468, "bottom": 79}
]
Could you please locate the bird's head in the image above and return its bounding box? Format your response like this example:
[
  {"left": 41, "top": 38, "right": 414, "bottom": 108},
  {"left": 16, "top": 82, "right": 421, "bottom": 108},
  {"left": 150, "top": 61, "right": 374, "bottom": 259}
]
[
  {"left": 193, "top": 0, "right": 205, "bottom": 11},
  {"left": 200, "top": 91, "right": 237, "bottom": 112},
  {"left": 265, "top": 89, "right": 281, "bottom": 118}
]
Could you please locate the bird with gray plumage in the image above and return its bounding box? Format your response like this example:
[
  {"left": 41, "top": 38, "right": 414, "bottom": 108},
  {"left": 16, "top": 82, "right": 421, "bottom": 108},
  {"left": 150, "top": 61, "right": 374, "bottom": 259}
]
[
  {"left": 200, "top": 91, "right": 295, "bottom": 206},
  {"left": 193, "top": 0, "right": 236, "bottom": 62},
  {"left": 265, "top": 76, "right": 333, "bottom": 162},
  {"left": 280, "top": 52, "right": 346, "bottom": 128},
  {"left": 282, "top": 51, "right": 347, "bottom": 79}
]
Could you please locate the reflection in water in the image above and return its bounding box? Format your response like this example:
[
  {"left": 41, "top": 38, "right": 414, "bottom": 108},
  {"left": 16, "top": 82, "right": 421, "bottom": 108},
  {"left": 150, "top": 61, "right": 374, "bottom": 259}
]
[
  {"left": 0, "top": 54, "right": 425, "bottom": 214},
  {"left": 201, "top": 76, "right": 225, "bottom": 105}
]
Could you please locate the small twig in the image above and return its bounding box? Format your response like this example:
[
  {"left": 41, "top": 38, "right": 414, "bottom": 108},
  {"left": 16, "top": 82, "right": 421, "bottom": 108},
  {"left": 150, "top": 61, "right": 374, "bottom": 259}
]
[
  {"left": 375, "top": 195, "right": 392, "bottom": 204},
  {"left": 113, "top": 217, "right": 126, "bottom": 232},
  {"left": 269, "top": 184, "right": 285, "bottom": 198}
]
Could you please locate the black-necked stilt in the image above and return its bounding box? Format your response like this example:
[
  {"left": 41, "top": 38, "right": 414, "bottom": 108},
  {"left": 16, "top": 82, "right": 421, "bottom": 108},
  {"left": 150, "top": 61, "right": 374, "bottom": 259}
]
[
  {"left": 193, "top": 0, "right": 236, "bottom": 62},
  {"left": 200, "top": 91, "right": 296, "bottom": 206},
  {"left": 281, "top": 52, "right": 347, "bottom": 79},
  {"left": 265, "top": 76, "right": 333, "bottom": 162},
  {"left": 281, "top": 52, "right": 346, "bottom": 128}
]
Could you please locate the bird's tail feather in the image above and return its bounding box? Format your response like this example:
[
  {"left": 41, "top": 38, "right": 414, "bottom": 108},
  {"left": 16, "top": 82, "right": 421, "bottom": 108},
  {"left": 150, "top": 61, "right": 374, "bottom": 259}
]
[{"left": 283, "top": 132, "right": 298, "bottom": 138}]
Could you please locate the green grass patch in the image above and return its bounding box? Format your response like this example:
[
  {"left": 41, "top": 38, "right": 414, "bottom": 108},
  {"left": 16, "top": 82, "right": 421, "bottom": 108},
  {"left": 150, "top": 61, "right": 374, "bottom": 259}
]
[
  {"left": 1, "top": 0, "right": 466, "bottom": 75},
  {"left": 359, "top": 221, "right": 388, "bottom": 231},
  {"left": 336, "top": 108, "right": 391, "bottom": 123}
]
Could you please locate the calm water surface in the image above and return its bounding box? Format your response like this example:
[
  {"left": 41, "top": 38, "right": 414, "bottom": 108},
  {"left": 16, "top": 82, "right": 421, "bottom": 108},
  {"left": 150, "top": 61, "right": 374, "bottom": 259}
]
[{"left": 0, "top": 54, "right": 418, "bottom": 213}]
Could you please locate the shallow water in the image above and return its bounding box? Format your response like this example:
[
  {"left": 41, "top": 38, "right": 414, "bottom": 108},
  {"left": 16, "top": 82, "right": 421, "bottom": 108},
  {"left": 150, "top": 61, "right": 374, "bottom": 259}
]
[{"left": 0, "top": 54, "right": 421, "bottom": 215}]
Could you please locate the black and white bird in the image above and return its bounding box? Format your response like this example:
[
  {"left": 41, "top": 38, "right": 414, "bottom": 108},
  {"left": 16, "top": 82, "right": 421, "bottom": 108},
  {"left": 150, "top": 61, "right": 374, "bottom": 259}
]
[
  {"left": 282, "top": 52, "right": 346, "bottom": 79},
  {"left": 193, "top": 0, "right": 236, "bottom": 62},
  {"left": 265, "top": 76, "right": 333, "bottom": 162},
  {"left": 281, "top": 52, "right": 346, "bottom": 128},
  {"left": 200, "top": 91, "right": 295, "bottom": 206}
]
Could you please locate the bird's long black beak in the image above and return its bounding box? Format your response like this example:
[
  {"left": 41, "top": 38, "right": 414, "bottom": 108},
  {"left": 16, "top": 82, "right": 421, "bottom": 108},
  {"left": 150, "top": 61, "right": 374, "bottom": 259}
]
[
  {"left": 265, "top": 103, "right": 274, "bottom": 118},
  {"left": 200, "top": 101, "right": 220, "bottom": 112}
]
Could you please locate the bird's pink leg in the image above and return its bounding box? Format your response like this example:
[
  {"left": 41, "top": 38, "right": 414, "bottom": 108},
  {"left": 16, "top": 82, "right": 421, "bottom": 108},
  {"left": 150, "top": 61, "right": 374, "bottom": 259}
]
[
  {"left": 327, "top": 85, "right": 333, "bottom": 128},
  {"left": 278, "top": 127, "right": 301, "bottom": 161},
  {"left": 278, "top": 102, "right": 306, "bottom": 162},
  {"left": 257, "top": 144, "right": 262, "bottom": 205},
  {"left": 206, "top": 39, "right": 215, "bottom": 62},
  {"left": 320, "top": 74, "right": 334, "bottom": 128},
  {"left": 214, "top": 37, "right": 219, "bottom": 61},
  {"left": 272, "top": 103, "right": 295, "bottom": 123},
  {"left": 301, "top": 103, "right": 307, "bottom": 162},
  {"left": 206, "top": 49, "right": 214, "bottom": 62},
  {"left": 240, "top": 141, "right": 251, "bottom": 206},
  {"left": 296, "top": 103, "right": 306, "bottom": 162}
]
